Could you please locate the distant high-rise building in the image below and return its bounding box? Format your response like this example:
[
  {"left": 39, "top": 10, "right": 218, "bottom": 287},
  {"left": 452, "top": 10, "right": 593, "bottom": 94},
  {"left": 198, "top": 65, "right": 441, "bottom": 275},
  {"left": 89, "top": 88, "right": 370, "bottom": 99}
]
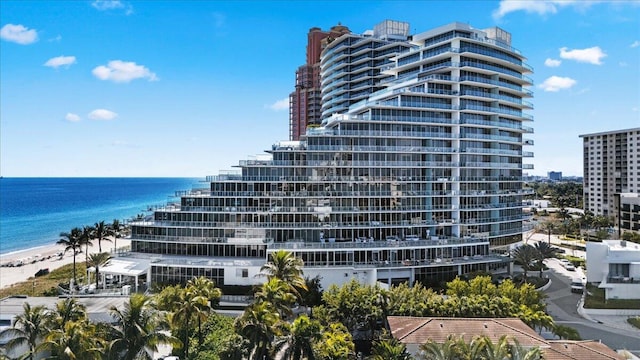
[
  {"left": 614, "top": 193, "right": 640, "bottom": 233},
  {"left": 289, "top": 25, "right": 351, "bottom": 141},
  {"left": 580, "top": 128, "right": 640, "bottom": 218},
  {"left": 548, "top": 171, "right": 562, "bottom": 181}
]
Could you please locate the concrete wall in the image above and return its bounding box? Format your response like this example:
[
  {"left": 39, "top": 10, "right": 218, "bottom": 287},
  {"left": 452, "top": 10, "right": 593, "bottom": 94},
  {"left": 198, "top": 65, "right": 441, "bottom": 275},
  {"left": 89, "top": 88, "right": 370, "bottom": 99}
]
[
  {"left": 224, "top": 265, "right": 263, "bottom": 286},
  {"left": 605, "top": 283, "right": 640, "bottom": 300},
  {"left": 582, "top": 307, "right": 640, "bottom": 316},
  {"left": 304, "top": 267, "right": 378, "bottom": 289},
  {"left": 586, "top": 242, "right": 608, "bottom": 283}
]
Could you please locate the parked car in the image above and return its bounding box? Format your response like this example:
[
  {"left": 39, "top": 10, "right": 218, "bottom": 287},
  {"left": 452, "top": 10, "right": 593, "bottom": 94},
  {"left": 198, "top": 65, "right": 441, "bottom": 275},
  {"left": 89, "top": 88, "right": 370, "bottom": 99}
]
[
  {"left": 564, "top": 263, "right": 576, "bottom": 271},
  {"left": 570, "top": 278, "right": 584, "bottom": 293}
]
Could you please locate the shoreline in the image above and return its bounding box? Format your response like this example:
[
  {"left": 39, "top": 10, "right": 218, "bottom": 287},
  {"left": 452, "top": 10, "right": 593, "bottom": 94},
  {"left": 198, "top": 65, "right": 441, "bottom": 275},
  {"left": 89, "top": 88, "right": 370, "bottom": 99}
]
[{"left": 0, "top": 237, "right": 131, "bottom": 289}]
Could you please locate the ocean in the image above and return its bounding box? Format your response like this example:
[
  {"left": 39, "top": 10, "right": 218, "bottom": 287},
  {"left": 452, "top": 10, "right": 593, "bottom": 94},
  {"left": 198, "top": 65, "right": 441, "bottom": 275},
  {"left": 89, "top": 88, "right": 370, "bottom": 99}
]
[{"left": 0, "top": 177, "right": 200, "bottom": 255}]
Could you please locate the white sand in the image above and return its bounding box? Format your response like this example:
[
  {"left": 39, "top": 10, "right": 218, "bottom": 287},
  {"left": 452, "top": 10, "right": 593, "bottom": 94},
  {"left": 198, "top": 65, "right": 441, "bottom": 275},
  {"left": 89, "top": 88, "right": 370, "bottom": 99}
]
[{"left": 0, "top": 237, "right": 131, "bottom": 289}]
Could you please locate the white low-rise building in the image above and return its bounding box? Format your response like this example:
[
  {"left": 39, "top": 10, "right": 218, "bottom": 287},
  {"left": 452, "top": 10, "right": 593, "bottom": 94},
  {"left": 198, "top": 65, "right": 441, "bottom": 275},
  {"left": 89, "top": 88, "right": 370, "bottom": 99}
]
[{"left": 586, "top": 240, "right": 640, "bottom": 300}]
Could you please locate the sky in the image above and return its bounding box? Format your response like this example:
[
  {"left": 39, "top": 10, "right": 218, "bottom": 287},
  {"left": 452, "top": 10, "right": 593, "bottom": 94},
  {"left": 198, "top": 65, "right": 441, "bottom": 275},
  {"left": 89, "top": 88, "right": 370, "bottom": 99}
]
[{"left": 1, "top": 0, "right": 639, "bottom": 177}]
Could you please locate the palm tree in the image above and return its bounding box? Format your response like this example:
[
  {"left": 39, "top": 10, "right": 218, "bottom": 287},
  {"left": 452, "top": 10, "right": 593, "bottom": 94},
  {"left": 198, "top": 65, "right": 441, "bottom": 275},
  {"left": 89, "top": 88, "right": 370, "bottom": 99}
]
[
  {"left": 185, "top": 276, "right": 221, "bottom": 347},
  {"left": 80, "top": 225, "right": 95, "bottom": 276},
  {"left": 108, "top": 219, "right": 125, "bottom": 252},
  {"left": 276, "top": 314, "right": 322, "bottom": 360},
  {"left": 0, "top": 303, "right": 50, "bottom": 360},
  {"left": 57, "top": 227, "right": 83, "bottom": 286},
  {"left": 533, "top": 241, "right": 557, "bottom": 278},
  {"left": 42, "top": 320, "right": 102, "bottom": 360},
  {"left": 93, "top": 220, "right": 112, "bottom": 253},
  {"left": 259, "top": 250, "right": 307, "bottom": 297},
  {"left": 370, "top": 337, "right": 412, "bottom": 360},
  {"left": 88, "top": 252, "right": 113, "bottom": 289},
  {"left": 254, "top": 278, "right": 297, "bottom": 319},
  {"left": 478, "top": 334, "right": 511, "bottom": 360},
  {"left": 186, "top": 276, "right": 222, "bottom": 307},
  {"left": 419, "top": 335, "right": 461, "bottom": 360},
  {"left": 171, "top": 287, "right": 210, "bottom": 359},
  {"left": 543, "top": 221, "right": 555, "bottom": 244},
  {"left": 108, "top": 293, "right": 179, "bottom": 360},
  {"left": 508, "top": 339, "right": 543, "bottom": 360},
  {"left": 48, "top": 298, "right": 87, "bottom": 330},
  {"left": 512, "top": 244, "right": 538, "bottom": 282},
  {"left": 552, "top": 324, "right": 581, "bottom": 340},
  {"left": 235, "top": 301, "right": 282, "bottom": 360}
]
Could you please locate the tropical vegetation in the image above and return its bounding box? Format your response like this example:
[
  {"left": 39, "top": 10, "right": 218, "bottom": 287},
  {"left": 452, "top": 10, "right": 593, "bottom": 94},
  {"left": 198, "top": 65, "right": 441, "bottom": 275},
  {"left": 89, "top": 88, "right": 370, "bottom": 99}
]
[{"left": 2, "top": 249, "right": 578, "bottom": 359}]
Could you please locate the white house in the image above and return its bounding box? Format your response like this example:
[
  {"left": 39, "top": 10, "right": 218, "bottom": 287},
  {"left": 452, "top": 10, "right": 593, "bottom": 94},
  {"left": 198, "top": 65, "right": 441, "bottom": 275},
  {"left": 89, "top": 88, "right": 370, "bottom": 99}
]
[{"left": 586, "top": 240, "right": 640, "bottom": 300}]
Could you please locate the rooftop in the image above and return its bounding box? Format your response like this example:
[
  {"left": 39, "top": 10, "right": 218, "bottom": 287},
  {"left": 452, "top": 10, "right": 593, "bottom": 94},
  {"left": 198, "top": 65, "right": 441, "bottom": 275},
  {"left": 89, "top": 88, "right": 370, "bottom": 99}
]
[
  {"left": 388, "top": 316, "right": 625, "bottom": 359},
  {"left": 388, "top": 316, "right": 548, "bottom": 348},
  {"left": 579, "top": 127, "right": 640, "bottom": 138}
]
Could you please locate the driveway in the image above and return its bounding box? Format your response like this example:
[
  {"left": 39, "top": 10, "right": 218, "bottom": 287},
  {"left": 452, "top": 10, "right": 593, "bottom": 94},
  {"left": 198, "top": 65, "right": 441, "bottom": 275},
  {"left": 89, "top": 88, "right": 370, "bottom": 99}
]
[{"left": 543, "top": 259, "right": 640, "bottom": 356}]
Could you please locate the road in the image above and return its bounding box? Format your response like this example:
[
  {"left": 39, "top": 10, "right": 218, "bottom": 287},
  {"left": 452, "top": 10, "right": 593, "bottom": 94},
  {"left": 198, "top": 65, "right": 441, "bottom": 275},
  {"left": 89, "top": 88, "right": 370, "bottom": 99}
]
[{"left": 543, "top": 259, "right": 640, "bottom": 355}]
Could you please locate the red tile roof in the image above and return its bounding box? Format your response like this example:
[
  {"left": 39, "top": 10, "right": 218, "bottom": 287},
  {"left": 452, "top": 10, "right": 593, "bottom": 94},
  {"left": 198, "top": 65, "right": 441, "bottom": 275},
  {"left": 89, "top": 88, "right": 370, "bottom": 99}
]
[
  {"left": 545, "top": 340, "right": 626, "bottom": 360},
  {"left": 388, "top": 316, "right": 549, "bottom": 348},
  {"left": 388, "top": 317, "right": 625, "bottom": 360}
]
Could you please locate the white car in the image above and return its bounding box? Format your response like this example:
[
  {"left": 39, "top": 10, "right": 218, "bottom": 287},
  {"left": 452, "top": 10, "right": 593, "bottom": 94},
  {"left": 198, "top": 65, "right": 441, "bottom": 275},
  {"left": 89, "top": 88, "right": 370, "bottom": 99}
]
[
  {"left": 570, "top": 278, "right": 584, "bottom": 293},
  {"left": 564, "top": 263, "right": 576, "bottom": 271}
]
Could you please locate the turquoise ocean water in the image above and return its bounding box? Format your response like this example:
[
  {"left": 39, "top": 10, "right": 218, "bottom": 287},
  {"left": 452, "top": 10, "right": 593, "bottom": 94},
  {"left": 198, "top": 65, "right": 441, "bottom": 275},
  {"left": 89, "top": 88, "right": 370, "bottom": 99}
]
[{"left": 0, "top": 177, "right": 199, "bottom": 255}]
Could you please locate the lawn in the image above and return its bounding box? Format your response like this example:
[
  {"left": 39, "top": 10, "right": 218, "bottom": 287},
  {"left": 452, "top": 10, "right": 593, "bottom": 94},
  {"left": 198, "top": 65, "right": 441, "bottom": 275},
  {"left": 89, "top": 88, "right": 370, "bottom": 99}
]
[
  {"left": 0, "top": 263, "right": 86, "bottom": 299},
  {"left": 584, "top": 284, "right": 640, "bottom": 310},
  {"left": 628, "top": 317, "right": 640, "bottom": 330}
]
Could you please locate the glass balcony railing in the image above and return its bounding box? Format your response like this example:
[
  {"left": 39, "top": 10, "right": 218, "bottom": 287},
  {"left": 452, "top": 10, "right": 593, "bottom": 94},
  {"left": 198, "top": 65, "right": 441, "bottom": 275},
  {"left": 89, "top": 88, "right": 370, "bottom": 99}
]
[{"left": 460, "top": 61, "right": 533, "bottom": 84}]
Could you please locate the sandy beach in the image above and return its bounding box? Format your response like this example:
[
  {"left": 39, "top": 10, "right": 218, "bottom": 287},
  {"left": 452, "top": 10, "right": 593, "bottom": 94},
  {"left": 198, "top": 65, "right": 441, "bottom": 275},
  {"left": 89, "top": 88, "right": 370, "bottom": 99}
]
[{"left": 0, "top": 237, "right": 131, "bottom": 289}]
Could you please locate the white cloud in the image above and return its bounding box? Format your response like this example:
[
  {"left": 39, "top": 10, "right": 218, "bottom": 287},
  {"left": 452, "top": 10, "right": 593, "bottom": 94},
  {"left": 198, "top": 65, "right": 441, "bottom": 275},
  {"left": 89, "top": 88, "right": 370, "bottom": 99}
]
[
  {"left": 0, "top": 24, "right": 38, "bottom": 44},
  {"left": 631, "top": 40, "right": 640, "bottom": 48},
  {"left": 92, "top": 0, "right": 123, "bottom": 10},
  {"left": 493, "top": 1, "right": 556, "bottom": 18},
  {"left": 44, "top": 56, "right": 77, "bottom": 69},
  {"left": 544, "top": 58, "right": 562, "bottom": 67},
  {"left": 91, "top": 0, "right": 132, "bottom": 14},
  {"left": 48, "top": 35, "right": 62, "bottom": 42},
  {"left": 492, "top": 0, "right": 606, "bottom": 19},
  {"left": 92, "top": 60, "right": 158, "bottom": 83},
  {"left": 65, "top": 113, "right": 81, "bottom": 122},
  {"left": 538, "top": 76, "right": 577, "bottom": 92},
  {"left": 559, "top": 46, "right": 607, "bottom": 65},
  {"left": 492, "top": 0, "right": 572, "bottom": 19},
  {"left": 619, "top": 61, "right": 628, "bottom": 67},
  {"left": 88, "top": 109, "right": 118, "bottom": 120},
  {"left": 268, "top": 98, "right": 289, "bottom": 111}
]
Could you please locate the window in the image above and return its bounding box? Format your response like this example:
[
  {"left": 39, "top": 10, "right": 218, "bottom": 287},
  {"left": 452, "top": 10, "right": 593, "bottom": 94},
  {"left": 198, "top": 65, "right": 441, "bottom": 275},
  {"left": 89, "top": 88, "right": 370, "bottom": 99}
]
[{"left": 236, "top": 268, "right": 249, "bottom": 278}]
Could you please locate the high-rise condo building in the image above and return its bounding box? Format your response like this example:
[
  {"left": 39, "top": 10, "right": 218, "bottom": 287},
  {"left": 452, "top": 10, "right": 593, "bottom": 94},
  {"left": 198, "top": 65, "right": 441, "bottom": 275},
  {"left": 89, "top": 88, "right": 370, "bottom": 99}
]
[
  {"left": 320, "top": 20, "right": 414, "bottom": 121},
  {"left": 548, "top": 171, "right": 562, "bottom": 181},
  {"left": 580, "top": 128, "right": 640, "bottom": 218},
  {"left": 126, "top": 21, "right": 534, "bottom": 290},
  {"left": 289, "top": 25, "right": 351, "bottom": 141}
]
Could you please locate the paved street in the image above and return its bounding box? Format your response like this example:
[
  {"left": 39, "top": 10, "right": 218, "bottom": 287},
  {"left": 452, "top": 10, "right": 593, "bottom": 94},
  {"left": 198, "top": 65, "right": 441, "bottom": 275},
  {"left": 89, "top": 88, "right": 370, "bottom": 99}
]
[{"left": 542, "top": 258, "right": 640, "bottom": 356}]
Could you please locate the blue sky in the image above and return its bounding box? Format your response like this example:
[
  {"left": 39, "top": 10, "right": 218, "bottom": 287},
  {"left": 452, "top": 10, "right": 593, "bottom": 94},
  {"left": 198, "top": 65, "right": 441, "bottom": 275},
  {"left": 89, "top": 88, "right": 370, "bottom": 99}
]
[{"left": 1, "top": 0, "right": 638, "bottom": 177}]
